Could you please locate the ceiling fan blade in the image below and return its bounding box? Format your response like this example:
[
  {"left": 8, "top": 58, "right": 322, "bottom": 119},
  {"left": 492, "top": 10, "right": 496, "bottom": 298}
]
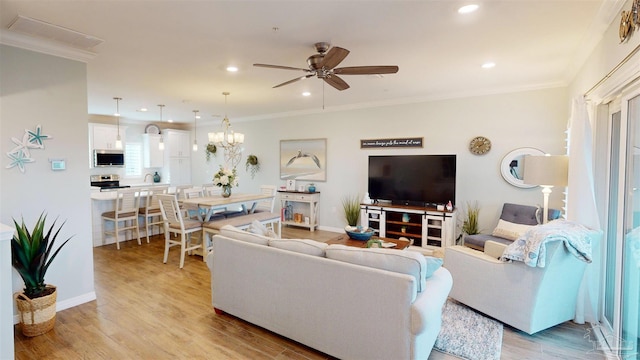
[
  {"left": 333, "top": 65, "right": 399, "bottom": 75},
  {"left": 324, "top": 74, "right": 350, "bottom": 91},
  {"left": 318, "top": 47, "right": 350, "bottom": 70},
  {"left": 254, "top": 63, "right": 311, "bottom": 72},
  {"left": 273, "top": 74, "right": 314, "bottom": 88}
]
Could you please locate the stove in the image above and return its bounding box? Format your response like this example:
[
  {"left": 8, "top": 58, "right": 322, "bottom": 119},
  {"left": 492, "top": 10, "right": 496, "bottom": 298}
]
[{"left": 90, "top": 174, "right": 131, "bottom": 192}]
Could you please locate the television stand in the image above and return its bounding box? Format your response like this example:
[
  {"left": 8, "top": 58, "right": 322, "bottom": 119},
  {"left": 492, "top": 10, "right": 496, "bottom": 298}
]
[{"left": 360, "top": 203, "right": 457, "bottom": 250}]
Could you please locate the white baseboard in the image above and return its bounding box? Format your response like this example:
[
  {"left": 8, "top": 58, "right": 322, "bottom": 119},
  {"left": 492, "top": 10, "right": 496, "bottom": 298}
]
[
  {"left": 318, "top": 225, "right": 342, "bottom": 233},
  {"left": 13, "top": 291, "right": 97, "bottom": 324}
]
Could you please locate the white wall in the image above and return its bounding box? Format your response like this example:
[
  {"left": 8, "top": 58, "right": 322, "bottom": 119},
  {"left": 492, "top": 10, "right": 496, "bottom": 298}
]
[
  {"left": 569, "top": 0, "right": 640, "bottom": 99},
  {"left": 193, "top": 87, "right": 569, "bottom": 233},
  {"left": 0, "top": 45, "right": 96, "bottom": 316}
]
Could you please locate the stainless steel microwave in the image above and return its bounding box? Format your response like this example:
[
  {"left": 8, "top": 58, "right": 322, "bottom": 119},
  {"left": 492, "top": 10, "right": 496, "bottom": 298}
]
[{"left": 94, "top": 149, "right": 125, "bottom": 167}]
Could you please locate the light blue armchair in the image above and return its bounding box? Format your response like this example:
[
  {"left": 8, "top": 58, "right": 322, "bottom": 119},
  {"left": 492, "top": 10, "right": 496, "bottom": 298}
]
[{"left": 444, "top": 229, "right": 602, "bottom": 335}]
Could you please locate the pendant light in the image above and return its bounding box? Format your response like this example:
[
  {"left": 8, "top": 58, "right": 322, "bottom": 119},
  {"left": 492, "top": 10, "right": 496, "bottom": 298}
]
[
  {"left": 158, "top": 104, "right": 165, "bottom": 150},
  {"left": 192, "top": 110, "right": 199, "bottom": 152},
  {"left": 113, "top": 97, "right": 123, "bottom": 149}
]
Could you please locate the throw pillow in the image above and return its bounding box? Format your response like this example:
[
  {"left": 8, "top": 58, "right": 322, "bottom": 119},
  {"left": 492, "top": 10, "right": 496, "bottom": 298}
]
[
  {"left": 219, "top": 225, "right": 270, "bottom": 245},
  {"left": 248, "top": 219, "right": 278, "bottom": 238},
  {"left": 492, "top": 219, "right": 533, "bottom": 241},
  {"left": 268, "top": 238, "right": 328, "bottom": 257},
  {"left": 424, "top": 256, "right": 443, "bottom": 277},
  {"left": 325, "top": 245, "right": 427, "bottom": 292}
]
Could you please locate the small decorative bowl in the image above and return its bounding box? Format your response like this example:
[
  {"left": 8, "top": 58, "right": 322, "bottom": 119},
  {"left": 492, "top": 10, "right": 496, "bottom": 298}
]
[{"left": 345, "top": 228, "right": 375, "bottom": 241}]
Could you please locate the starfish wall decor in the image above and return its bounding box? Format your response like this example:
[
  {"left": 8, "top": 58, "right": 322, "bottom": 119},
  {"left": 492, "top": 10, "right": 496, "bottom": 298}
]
[{"left": 6, "top": 124, "right": 52, "bottom": 173}]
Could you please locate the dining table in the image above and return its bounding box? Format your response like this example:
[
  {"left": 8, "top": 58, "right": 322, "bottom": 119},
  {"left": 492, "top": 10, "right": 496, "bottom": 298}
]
[{"left": 180, "top": 192, "right": 275, "bottom": 222}]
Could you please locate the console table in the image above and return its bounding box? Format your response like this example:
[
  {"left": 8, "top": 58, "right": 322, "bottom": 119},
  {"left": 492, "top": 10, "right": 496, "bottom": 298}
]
[{"left": 278, "top": 191, "right": 320, "bottom": 232}]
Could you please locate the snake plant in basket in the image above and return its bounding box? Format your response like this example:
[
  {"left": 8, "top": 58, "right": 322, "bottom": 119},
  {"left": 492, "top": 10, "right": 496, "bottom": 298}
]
[{"left": 11, "top": 213, "right": 72, "bottom": 336}]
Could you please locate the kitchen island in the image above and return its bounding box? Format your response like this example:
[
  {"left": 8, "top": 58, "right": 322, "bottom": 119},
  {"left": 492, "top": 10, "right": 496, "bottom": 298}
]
[{"left": 90, "top": 184, "right": 170, "bottom": 247}]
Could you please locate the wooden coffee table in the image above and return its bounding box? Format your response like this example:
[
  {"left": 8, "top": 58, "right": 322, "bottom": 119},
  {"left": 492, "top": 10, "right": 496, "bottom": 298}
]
[{"left": 326, "top": 234, "right": 411, "bottom": 250}]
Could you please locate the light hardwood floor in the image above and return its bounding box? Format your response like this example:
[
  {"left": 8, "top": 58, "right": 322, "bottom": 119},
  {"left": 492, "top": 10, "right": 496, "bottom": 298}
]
[{"left": 14, "top": 227, "right": 606, "bottom": 359}]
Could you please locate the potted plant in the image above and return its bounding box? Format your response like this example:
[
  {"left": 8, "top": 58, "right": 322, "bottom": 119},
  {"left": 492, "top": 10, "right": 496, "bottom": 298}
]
[
  {"left": 205, "top": 143, "right": 217, "bottom": 162},
  {"left": 11, "top": 213, "right": 72, "bottom": 337},
  {"left": 245, "top": 154, "right": 260, "bottom": 179},
  {"left": 461, "top": 201, "right": 481, "bottom": 235},
  {"left": 342, "top": 194, "right": 361, "bottom": 227}
]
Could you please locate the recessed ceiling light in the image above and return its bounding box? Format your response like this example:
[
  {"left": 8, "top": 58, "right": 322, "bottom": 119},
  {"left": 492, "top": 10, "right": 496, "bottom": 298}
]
[
  {"left": 137, "top": 108, "right": 148, "bottom": 112},
  {"left": 482, "top": 62, "right": 496, "bottom": 69},
  {"left": 226, "top": 66, "right": 238, "bottom": 72},
  {"left": 302, "top": 92, "right": 311, "bottom": 97},
  {"left": 458, "top": 4, "right": 479, "bottom": 14}
]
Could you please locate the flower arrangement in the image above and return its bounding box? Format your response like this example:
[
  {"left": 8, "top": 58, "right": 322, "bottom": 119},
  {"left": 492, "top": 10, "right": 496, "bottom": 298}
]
[{"left": 212, "top": 166, "right": 238, "bottom": 188}]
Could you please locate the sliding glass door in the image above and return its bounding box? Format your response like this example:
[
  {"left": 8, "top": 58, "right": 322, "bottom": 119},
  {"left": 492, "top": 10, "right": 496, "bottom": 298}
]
[
  {"left": 620, "top": 93, "right": 640, "bottom": 358},
  {"left": 604, "top": 109, "right": 621, "bottom": 335},
  {"left": 598, "top": 86, "right": 640, "bottom": 359}
]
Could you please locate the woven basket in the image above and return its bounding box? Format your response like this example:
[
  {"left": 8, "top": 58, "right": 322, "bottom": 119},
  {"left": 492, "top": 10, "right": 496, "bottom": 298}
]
[{"left": 15, "top": 285, "right": 57, "bottom": 337}]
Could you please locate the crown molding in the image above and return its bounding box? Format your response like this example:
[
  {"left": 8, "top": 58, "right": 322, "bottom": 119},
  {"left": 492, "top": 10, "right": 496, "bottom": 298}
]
[{"left": 0, "top": 30, "right": 97, "bottom": 63}]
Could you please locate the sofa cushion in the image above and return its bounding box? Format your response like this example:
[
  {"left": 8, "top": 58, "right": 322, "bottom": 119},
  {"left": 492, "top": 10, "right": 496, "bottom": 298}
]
[
  {"left": 268, "top": 238, "right": 328, "bottom": 257},
  {"left": 492, "top": 219, "right": 534, "bottom": 240},
  {"left": 219, "top": 225, "right": 270, "bottom": 245},
  {"left": 325, "top": 245, "right": 427, "bottom": 292}
]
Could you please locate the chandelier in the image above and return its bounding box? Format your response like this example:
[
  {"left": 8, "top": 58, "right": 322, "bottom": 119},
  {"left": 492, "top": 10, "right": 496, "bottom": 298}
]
[{"left": 207, "top": 92, "right": 244, "bottom": 168}]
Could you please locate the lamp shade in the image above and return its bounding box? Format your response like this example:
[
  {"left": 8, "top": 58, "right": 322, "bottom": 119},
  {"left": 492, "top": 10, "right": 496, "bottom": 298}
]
[{"left": 523, "top": 155, "right": 569, "bottom": 187}]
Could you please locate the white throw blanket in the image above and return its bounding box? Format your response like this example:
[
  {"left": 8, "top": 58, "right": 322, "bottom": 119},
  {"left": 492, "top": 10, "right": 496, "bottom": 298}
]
[{"left": 501, "top": 219, "right": 593, "bottom": 268}]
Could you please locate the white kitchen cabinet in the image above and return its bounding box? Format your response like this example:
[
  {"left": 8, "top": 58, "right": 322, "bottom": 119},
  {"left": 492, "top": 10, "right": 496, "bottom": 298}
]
[
  {"left": 163, "top": 129, "right": 192, "bottom": 185},
  {"left": 89, "top": 123, "right": 126, "bottom": 150},
  {"left": 142, "top": 134, "right": 164, "bottom": 168},
  {"left": 167, "top": 157, "right": 191, "bottom": 186},
  {"left": 165, "top": 130, "right": 191, "bottom": 157}
]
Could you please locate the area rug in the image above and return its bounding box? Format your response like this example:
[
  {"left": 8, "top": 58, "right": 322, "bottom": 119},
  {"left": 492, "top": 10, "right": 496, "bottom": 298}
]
[{"left": 434, "top": 299, "right": 503, "bottom": 360}]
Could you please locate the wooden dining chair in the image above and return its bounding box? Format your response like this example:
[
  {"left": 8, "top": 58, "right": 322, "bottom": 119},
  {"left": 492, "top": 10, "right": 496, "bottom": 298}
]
[
  {"left": 182, "top": 187, "right": 206, "bottom": 220},
  {"left": 157, "top": 194, "right": 203, "bottom": 269},
  {"left": 253, "top": 185, "right": 277, "bottom": 213}
]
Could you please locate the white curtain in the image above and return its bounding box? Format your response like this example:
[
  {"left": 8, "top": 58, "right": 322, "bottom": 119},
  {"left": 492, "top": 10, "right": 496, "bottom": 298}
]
[{"left": 567, "top": 96, "right": 602, "bottom": 324}]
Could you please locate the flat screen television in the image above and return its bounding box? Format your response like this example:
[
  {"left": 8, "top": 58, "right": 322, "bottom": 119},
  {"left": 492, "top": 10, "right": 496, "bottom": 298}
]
[{"left": 368, "top": 155, "right": 456, "bottom": 207}]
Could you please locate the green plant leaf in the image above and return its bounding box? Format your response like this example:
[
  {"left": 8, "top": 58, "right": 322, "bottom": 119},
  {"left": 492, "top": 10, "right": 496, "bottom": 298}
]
[
  {"left": 11, "top": 213, "right": 72, "bottom": 299},
  {"left": 342, "top": 194, "right": 361, "bottom": 226}
]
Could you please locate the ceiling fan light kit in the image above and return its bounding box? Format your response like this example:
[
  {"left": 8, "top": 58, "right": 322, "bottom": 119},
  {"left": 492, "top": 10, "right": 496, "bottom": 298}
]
[{"left": 254, "top": 42, "right": 399, "bottom": 91}]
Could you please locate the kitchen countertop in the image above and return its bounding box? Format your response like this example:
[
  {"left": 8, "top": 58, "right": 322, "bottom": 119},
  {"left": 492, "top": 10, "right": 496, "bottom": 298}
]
[
  {"left": 90, "top": 183, "right": 171, "bottom": 200},
  {"left": 90, "top": 189, "right": 154, "bottom": 201}
]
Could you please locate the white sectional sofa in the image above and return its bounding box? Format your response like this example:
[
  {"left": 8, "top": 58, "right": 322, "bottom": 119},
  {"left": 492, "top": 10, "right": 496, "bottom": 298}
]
[{"left": 206, "top": 225, "right": 452, "bottom": 360}]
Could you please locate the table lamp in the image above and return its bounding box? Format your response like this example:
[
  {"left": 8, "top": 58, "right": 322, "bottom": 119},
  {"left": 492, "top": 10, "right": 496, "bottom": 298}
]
[{"left": 523, "top": 155, "right": 569, "bottom": 224}]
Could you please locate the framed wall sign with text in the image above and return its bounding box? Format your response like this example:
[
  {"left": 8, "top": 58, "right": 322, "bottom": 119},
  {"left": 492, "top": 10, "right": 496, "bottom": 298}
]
[{"left": 360, "top": 137, "right": 423, "bottom": 149}]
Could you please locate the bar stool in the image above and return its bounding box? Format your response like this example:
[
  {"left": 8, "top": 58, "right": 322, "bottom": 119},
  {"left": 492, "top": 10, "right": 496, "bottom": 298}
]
[
  {"left": 102, "top": 188, "right": 140, "bottom": 250},
  {"left": 139, "top": 186, "right": 169, "bottom": 243}
]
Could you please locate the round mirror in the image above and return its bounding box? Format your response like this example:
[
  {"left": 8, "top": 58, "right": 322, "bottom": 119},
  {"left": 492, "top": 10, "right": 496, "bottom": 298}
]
[{"left": 500, "top": 147, "right": 545, "bottom": 188}]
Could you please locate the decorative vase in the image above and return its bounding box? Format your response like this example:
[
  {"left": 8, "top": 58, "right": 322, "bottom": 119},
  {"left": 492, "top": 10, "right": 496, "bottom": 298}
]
[
  {"left": 153, "top": 171, "right": 161, "bottom": 183},
  {"left": 222, "top": 185, "right": 232, "bottom": 198},
  {"left": 308, "top": 184, "right": 316, "bottom": 193},
  {"left": 15, "top": 285, "right": 57, "bottom": 337}
]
